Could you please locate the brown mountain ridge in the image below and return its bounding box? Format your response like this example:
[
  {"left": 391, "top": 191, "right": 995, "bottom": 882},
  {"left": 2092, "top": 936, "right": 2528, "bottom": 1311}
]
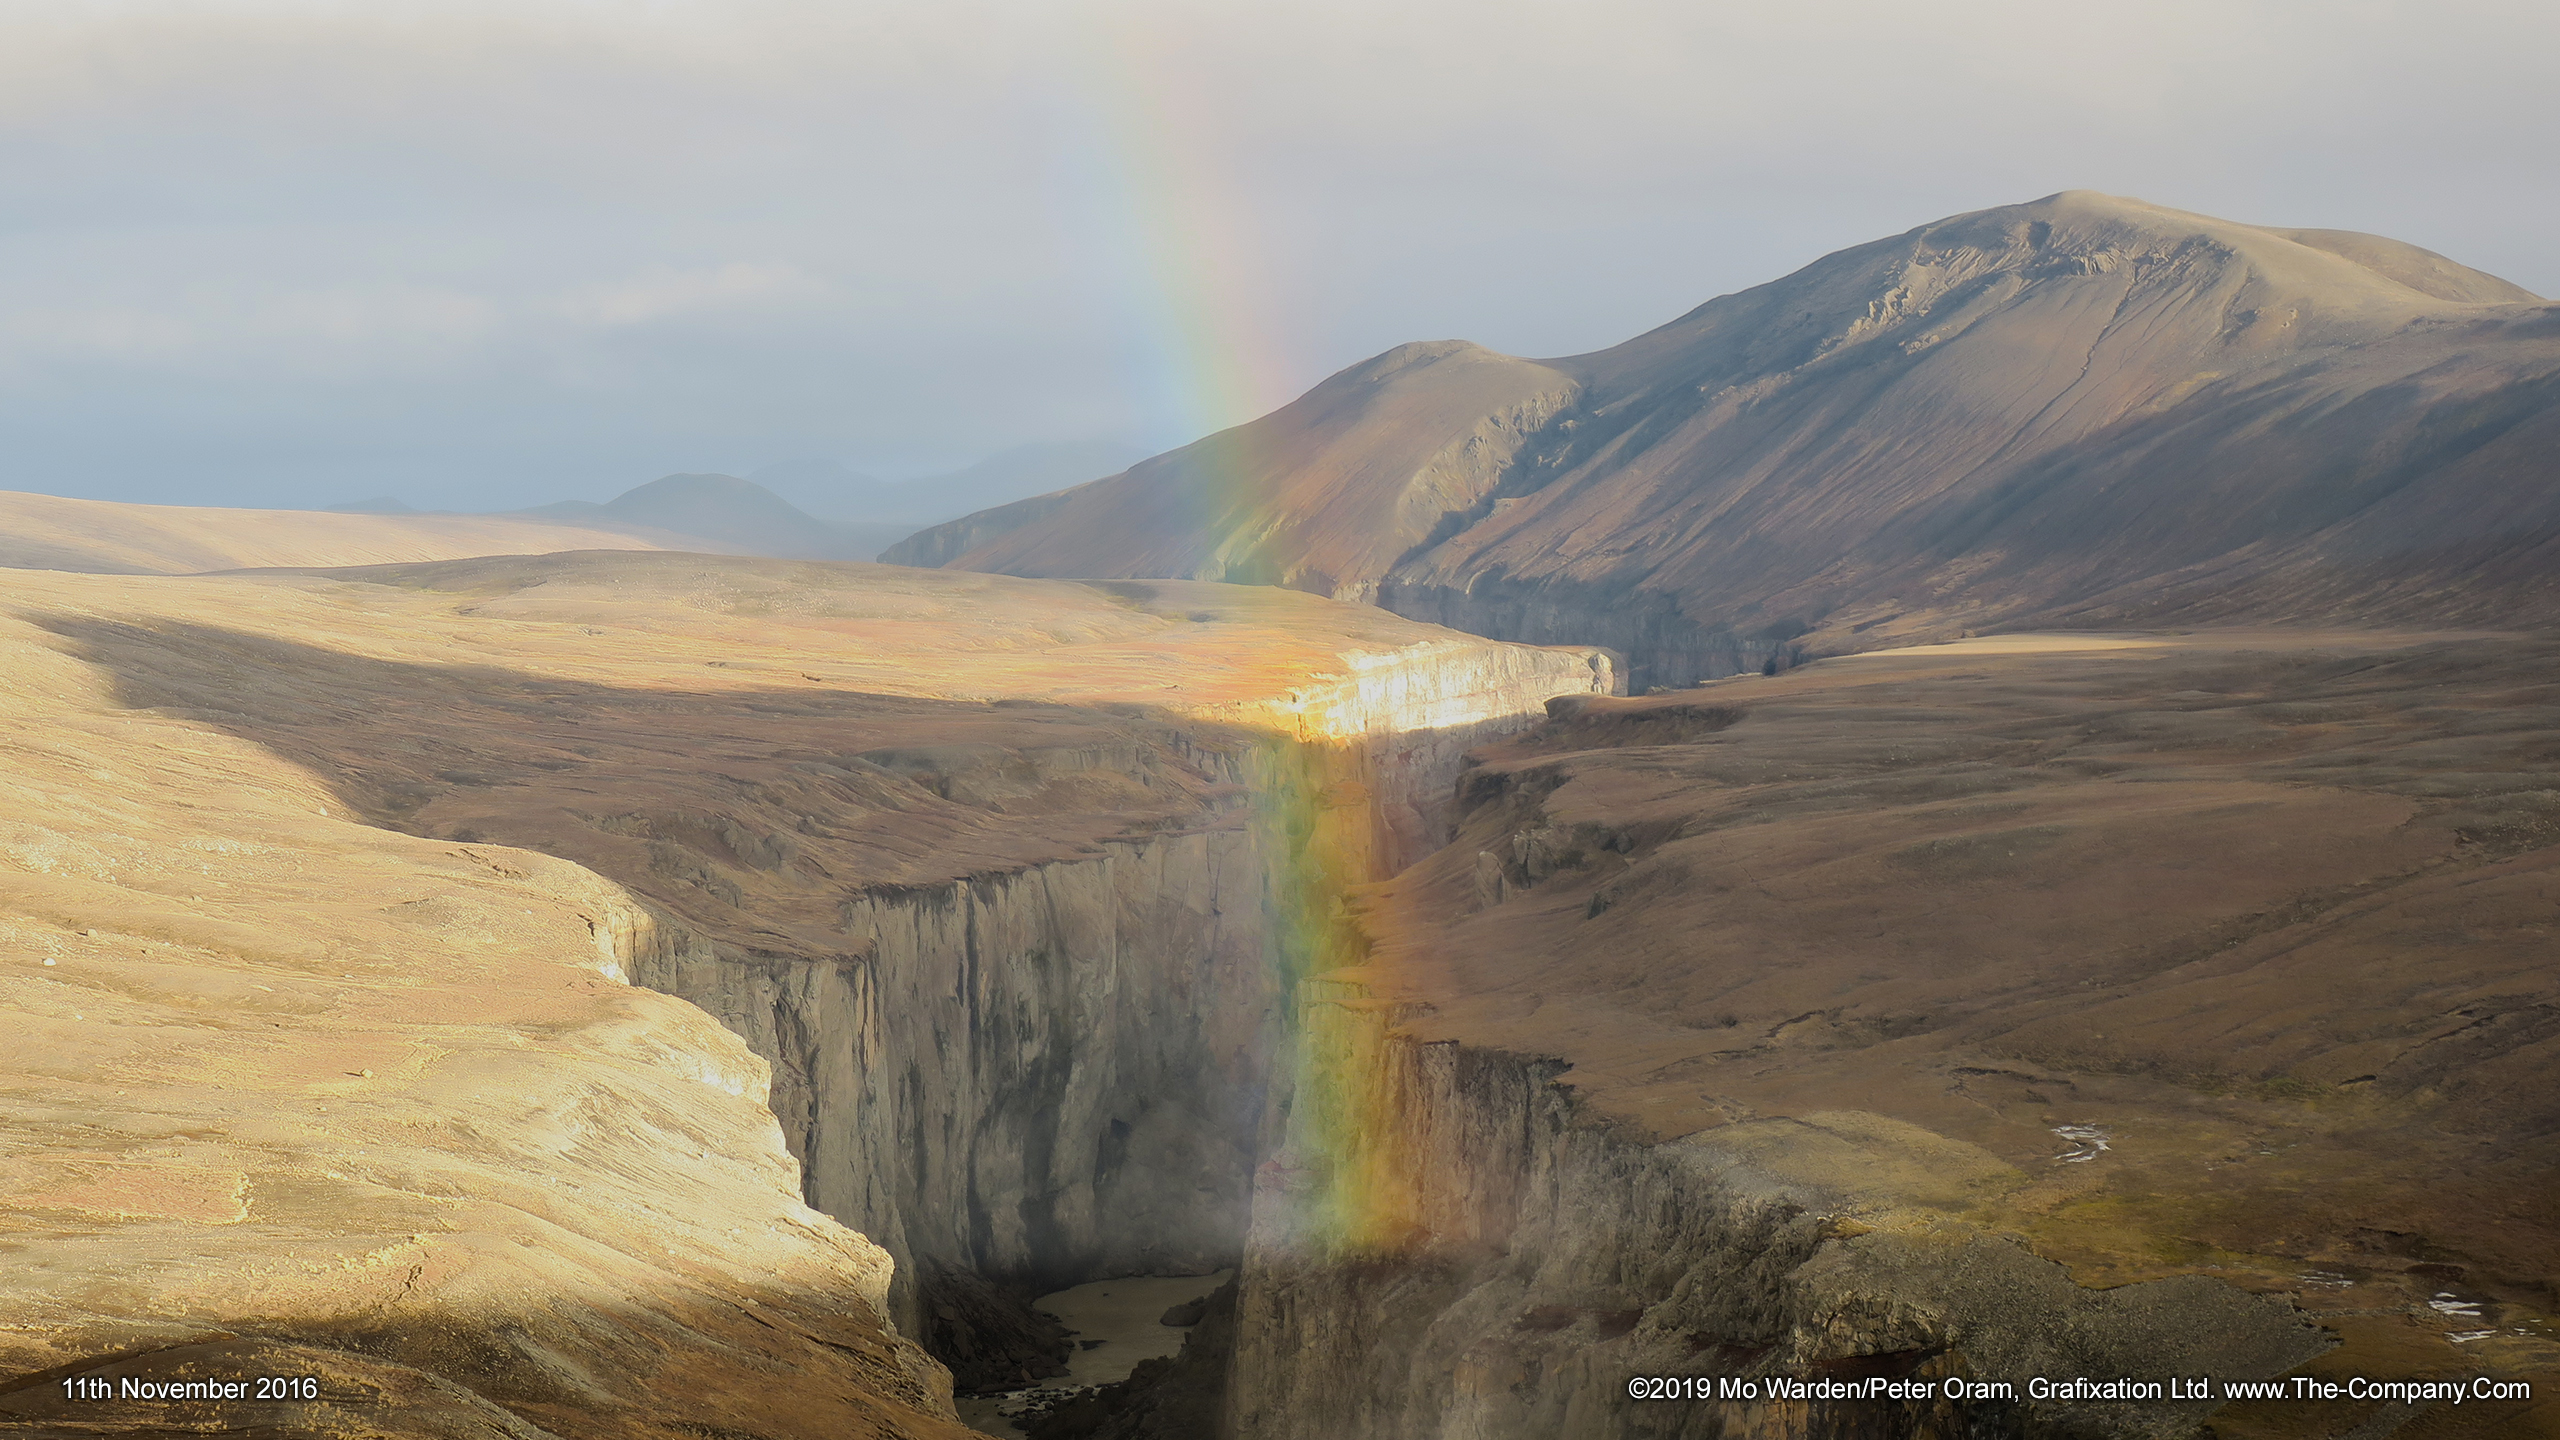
[{"left": 888, "top": 191, "right": 2560, "bottom": 687}]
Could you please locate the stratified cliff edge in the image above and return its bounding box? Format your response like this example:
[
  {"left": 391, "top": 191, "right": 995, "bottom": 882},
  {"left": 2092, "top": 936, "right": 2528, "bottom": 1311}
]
[{"left": 891, "top": 191, "right": 2560, "bottom": 689}]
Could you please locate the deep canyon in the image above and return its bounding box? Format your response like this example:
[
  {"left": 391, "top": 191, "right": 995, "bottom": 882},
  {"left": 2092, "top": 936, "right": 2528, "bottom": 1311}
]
[
  {"left": 7, "top": 193, "right": 2559, "bottom": 1440},
  {"left": 8, "top": 550, "right": 2550, "bottom": 1440}
]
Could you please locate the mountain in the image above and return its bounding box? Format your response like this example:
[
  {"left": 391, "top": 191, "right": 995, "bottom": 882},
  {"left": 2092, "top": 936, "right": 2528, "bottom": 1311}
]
[
  {"left": 743, "top": 456, "right": 883, "bottom": 516},
  {"left": 879, "top": 440, "right": 1152, "bottom": 525},
  {"left": 745, "top": 442, "right": 1149, "bottom": 538},
  {"left": 519, "top": 473, "right": 887, "bottom": 561},
  {"left": 888, "top": 191, "right": 2560, "bottom": 687}
]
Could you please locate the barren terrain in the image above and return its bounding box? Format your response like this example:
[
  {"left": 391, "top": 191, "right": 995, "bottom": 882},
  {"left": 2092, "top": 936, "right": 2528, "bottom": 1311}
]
[{"left": 1340, "top": 632, "right": 2559, "bottom": 1438}]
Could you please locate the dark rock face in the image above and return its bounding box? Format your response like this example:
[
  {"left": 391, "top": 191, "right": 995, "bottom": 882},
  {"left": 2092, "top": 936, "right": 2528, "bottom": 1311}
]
[
  {"left": 922, "top": 1263, "right": 1078, "bottom": 1394},
  {"left": 903, "top": 192, "right": 2560, "bottom": 684}
]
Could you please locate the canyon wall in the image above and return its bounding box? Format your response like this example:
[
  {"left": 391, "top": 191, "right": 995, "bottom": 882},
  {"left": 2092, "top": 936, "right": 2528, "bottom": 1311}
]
[
  {"left": 628, "top": 822, "right": 1277, "bottom": 1379},
  {"left": 600, "top": 618, "right": 1617, "bottom": 1386},
  {"left": 1232, "top": 987, "right": 2329, "bottom": 1440}
]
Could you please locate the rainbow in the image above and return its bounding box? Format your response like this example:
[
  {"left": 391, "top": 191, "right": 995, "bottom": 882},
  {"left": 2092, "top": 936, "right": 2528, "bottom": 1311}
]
[
  {"left": 1065, "top": 24, "right": 1480, "bottom": 1257},
  {"left": 1055, "top": 16, "right": 1313, "bottom": 560}
]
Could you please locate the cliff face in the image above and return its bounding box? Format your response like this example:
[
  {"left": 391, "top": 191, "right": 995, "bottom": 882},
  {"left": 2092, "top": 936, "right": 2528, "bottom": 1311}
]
[
  {"left": 1234, "top": 995, "right": 2329, "bottom": 1440},
  {"left": 610, "top": 628, "right": 1617, "bottom": 1386},
  {"left": 897, "top": 192, "right": 2560, "bottom": 689},
  {"left": 627, "top": 823, "right": 1278, "bottom": 1380}
]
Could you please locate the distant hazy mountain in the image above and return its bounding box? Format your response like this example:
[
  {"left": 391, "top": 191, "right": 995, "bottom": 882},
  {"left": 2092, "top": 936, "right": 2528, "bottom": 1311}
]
[
  {"left": 743, "top": 457, "right": 882, "bottom": 516},
  {"left": 890, "top": 191, "right": 2560, "bottom": 686},
  {"left": 518, "top": 473, "right": 887, "bottom": 561},
  {"left": 887, "top": 440, "right": 1151, "bottom": 523},
  {"left": 750, "top": 440, "right": 1148, "bottom": 532}
]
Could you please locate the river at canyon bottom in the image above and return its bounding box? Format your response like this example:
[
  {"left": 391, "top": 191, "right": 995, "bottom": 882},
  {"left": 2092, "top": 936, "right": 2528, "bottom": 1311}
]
[{"left": 954, "top": 1270, "right": 1234, "bottom": 1437}]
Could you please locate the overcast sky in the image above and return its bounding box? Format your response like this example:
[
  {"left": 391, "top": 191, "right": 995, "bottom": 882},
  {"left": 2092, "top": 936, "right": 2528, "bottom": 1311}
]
[{"left": 3, "top": 0, "right": 2554, "bottom": 512}]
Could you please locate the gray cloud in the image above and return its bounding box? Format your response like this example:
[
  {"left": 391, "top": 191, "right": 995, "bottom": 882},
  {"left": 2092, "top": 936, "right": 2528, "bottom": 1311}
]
[{"left": 2, "top": 0, "right": 2552, "bottom": 511}]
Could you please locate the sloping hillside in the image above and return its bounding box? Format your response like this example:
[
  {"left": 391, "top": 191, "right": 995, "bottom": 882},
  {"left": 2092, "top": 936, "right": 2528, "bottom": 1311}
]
[
  {"left": 893, "top": 192, "right": 2560, "bottom": 687},
  {"left": 0, "top": 489, "right": 700, "bottom": 575}
]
